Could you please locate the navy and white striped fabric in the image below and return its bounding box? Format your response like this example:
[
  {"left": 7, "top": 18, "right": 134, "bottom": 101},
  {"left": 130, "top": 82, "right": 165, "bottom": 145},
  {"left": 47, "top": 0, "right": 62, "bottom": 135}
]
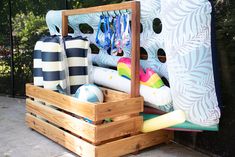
[
  {"left": 64, "top": 36, "right": 90, "bottom": 94},
  {"left": 33, "top": 35, "right": 90, "bottom": 94},
  {"left": 41, "top": 36, "right": 67, "bottom": 91},
  {"left": 33, "top": 37, "right": 45, "bottom": 87}
]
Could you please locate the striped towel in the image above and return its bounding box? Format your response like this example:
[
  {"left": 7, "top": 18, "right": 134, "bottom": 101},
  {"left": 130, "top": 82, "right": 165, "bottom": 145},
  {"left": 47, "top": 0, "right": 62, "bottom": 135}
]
[
  {"left": 33, "top": 35, "right": 90, "bottom": 94},
  {"left": 33, "top": 37, "right": 46, "bottom": 87},
  {"left": 64, "top": 36, "right": 90, "bottom": 94},
  {"left": 41, "top": 36, "right": 66, "bottom": 92}
]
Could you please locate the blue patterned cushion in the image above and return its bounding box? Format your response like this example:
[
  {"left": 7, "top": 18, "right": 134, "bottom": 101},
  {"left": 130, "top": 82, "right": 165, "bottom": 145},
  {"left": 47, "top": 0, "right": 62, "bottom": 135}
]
[{"left": 161, "top": 0, "right": 220, "bottom": 126}]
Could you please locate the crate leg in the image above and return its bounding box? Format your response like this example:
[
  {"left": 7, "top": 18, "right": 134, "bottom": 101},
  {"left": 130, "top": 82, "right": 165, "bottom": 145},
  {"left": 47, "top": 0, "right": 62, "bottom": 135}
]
[
  {"left": 131, "top": 131, "right": 141, "bottom": 155},
  {"left": 165, "top": 131, "right": 174, "bottom": 144},
  {"left": 131, "top": 147, "right": 140, "bottom": 155}
]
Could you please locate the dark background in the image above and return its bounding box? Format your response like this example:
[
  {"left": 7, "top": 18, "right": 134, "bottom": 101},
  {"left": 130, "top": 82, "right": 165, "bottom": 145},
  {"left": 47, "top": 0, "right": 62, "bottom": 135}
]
[{"left": 0, "top": 0, "right": 234, "bottom": 156}]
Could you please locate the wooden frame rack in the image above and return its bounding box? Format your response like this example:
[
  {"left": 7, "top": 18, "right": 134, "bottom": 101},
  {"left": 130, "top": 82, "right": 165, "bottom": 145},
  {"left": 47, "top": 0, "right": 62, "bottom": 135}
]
[
  {"left": 26, "top": 1, "right": 173, "bottom": 157},
  {"left": 62, "top": 1, "right": 140, "bottom": 98}
]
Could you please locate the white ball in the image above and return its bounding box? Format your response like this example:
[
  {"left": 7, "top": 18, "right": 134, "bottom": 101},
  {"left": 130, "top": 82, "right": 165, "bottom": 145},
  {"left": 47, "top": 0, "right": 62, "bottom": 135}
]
[{"left": 74, "top": 84, "right": 104, "bottom": 103}]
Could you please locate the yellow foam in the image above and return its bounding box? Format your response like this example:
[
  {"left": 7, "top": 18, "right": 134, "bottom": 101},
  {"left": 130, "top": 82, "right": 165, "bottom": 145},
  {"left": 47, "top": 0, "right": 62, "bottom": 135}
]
[{"left": 141, "top": 110, "right": 186, "bottom": 133}]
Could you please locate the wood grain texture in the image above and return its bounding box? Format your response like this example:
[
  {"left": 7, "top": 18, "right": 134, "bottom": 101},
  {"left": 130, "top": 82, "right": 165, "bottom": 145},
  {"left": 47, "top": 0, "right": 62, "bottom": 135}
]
[
  {"left": 62, "top": 11, "right": 68, "bottom": 36},
  {"left": 26, "top": 99, "right": 96, "bottom": 142},
  {"left": 95, "top": 116, "right": 143, "bottom": 143},
  {"left": 26, "top": 98, "right": 143, "bottom": 143},
  {"left": 63, "top": 2, "right": 133, "bottom": 17},
  {"left": 100, "top": 87, "right": 129, "bottom": 102},
  {"left": 26, "top": 84, "right": 96, "bottom": 121},
  {"left": 26, "top": 113, "right": 173, "bottom": 157},
  {"left": 96, "top": 130, "right": 173, "bottom": 157},
  {"left": 95, "top": 96, "right": 144, "bottom": 121},
  {"left": 26, "top": 114, "right": 95, "bottom": 157},
  {"left": 26, "top": 84, "right": 143, "bottom": 122},
  {"left": 130, "top": 2, "right": 140, "bottom": 97}
]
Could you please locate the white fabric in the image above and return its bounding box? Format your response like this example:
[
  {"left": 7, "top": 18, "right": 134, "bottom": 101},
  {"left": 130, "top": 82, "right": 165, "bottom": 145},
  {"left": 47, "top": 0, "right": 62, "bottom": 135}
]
[{"left": 91, "top": 66, "right": 172, "bottom": 107}]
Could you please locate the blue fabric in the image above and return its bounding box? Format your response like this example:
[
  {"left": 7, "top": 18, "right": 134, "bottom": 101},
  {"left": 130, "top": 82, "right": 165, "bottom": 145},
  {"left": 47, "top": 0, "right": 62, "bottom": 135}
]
[
  {"left": 33, "top": 50, "right": 42, "bottom": 59},
  {"left": 64, "top": 36, "right": 90, "bottom": 94},
  {"left": 66, "top": 49, "right": 87, "bottom": 57},
  {"left": 69, "top": 67, "right": 88, "bottom": 76},
  {"left": 33, "top": 35, "right": 89, "bottom": 93},
  {"left": 96, "top": 15, "right": 111, "bottom": 50},
  {"left": 33, "top": 68, "right": 43, "bottom": 77},
  {"left": 41, "top": 52, "right": 62, "bottom": 61}
]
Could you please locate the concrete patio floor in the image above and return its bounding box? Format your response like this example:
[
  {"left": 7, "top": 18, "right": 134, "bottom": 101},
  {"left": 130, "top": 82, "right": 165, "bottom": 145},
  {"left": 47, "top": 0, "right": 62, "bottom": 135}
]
[{"left": 0, "top": 96, "right": 209, "bottom": 157}]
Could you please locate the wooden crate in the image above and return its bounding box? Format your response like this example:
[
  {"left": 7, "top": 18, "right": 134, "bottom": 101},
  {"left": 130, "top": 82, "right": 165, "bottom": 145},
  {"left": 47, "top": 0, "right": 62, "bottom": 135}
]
[
  {"left": 25, "top": 84, "right": 173, "bottom": 157},
  {"left": 26, "top": 2, "right": 173, "bottom": 156}
]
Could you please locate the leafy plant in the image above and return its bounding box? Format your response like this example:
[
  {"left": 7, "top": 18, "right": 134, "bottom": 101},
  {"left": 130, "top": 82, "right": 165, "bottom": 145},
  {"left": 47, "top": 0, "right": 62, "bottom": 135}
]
[{"left": 11, "top": 12, "right": 49, "bottom": 95}]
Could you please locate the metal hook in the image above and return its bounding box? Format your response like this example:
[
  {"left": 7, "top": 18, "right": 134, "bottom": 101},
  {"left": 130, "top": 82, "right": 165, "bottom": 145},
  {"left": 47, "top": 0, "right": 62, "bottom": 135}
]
[
  {"left": 101, "top": 11, "right": 105, "bottom": 17},
  {"left": 114, "top": 10, "right": 118, "bottom": 17},
  {"left": 119, "top": 10, "right": 122, "bottom": 15},
  {"left": 107, "top": 11, "right": 110, "bottom": 17}
]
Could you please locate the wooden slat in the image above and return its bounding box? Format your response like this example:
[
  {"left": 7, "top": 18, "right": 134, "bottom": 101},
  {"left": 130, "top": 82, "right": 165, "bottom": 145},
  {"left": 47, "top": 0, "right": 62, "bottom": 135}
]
[
  {"left": 26, "top": 114, "right": 173, "bottom": 157},
  {"left": 26, "top": 99, "right": 96, "bottom": 142},
  {"left": 26, "top": 84, "right": 96, "bottom": 121},
  {"left": 95, "top": 116, "right": 143, "bottom": 142},
  {"left": 62, "top": 11, "right": 68, "bottom": 36},
  {"left": 26, "top": 84, "right": 143, "bottom": 122},
  {"left": 63, "top": 2, "right": 133, "bottom": 16},
  {"left": 96, "top": 130, "right": 173, "bottom": 157},
  {"left": 130, "top": 2, "right": 140, "bottom": 97},
  {"left": 95, "top": 97, "right": 144, "bottom": 121},
  {"left": 100, "top": 87, "right": 129, "bottom": 102},
  {"left": 26, "top": 99, "right": 143, "bottom": 143},
  {"left": 26, "top": 114, "right": 95, "bottom": 157}
]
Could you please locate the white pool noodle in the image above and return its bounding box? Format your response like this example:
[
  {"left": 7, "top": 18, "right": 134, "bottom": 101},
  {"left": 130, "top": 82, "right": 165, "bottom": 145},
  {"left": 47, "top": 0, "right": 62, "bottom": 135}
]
[{"left": 91, "top": 66, "right": 172, "bottom": 107}]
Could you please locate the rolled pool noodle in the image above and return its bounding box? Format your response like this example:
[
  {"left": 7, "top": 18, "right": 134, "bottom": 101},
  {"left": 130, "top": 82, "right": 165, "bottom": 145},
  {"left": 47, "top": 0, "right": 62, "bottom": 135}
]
[
  {"left": 90, "top": 66, "right": 172, "bottom": 106},
  {"left": 41, "top": 36, "right": 66, "bottom": 91},
  {"left": 141, "top": 110, "right": 186, "bottom": 133},
  {"left": 33, "top": 38, "right": 45, "bottom": 86},
  {"left": 64, "top": 36, "right": 90, "bottom": 94}
]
